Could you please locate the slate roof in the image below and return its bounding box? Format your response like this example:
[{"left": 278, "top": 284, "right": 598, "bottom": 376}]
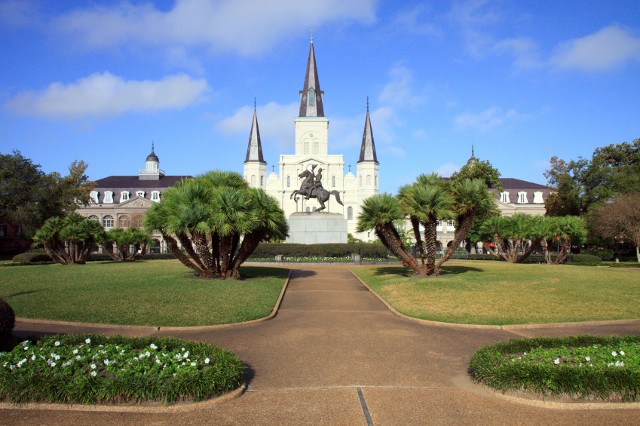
[
  {"left": 95, "top": 175, "right": 189, "bottom": 189},
  {"left": 298, "top": 39, "right": 325, "bottom": 117}
]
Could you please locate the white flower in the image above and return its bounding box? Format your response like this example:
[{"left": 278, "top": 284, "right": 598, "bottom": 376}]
[
  {"left": 150, "top": 343, "right": 158, "bottom": 350},
  {"left": 156, "top": 359, "right": 162, "bottom": 364},
  {"left": 612, "top": 351, "right": 618, "bottom": 357},
  {"left": 73, "top": 349, "right": 78, "bottom": 355},
  {"left": 50, "top": 362, "right": 56, "bottom": 367},
  {"left": 90, "top": 363, "right": 97, "bottom": 369},
  {"left": 90, "top": 371, "right": 97, "bottom": 377},
  {"left": 103, "top": 359, "right": 110, "bottom": 366},
  {"left": 145, "top": 351, "right": 151, "bottom": 357},
  {"left": 620, "top": 350, "right": 625, "bottom": 356},
  {"left": 204, "top": 358, "right": 210, "bottom": 364},
  {"left": 54, "top": 341, "right": 60, "bottom": 346},
  {"left": 585, "top": 356, "right": 590, "bottom": 362},
  {"left": 31, "top": 355, "right": 36, "bottom": 361},
  {"left": 191, "top": 362, "right": 196, "bottom": 367},
  {"left": 85, "top": 338, "right": 91, "bottom": 344},
  {"left": 76, "top": 355, "right": 81, "bottom": 361},
  {"left": 554, "top": 358, "right": 560, "bottom": 365},
  {"left": 23, "top": 346, "right": 29, "bottom": 351}
]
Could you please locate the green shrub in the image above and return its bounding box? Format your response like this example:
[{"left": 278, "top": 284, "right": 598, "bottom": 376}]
[
  {"left": 11, "top": 252, "right": 52, "bottom": 263},
  {"left": 469, "top": 335, "right": 640, "bottom": 401},
  {"left": 0, "top": 298, "right": 15, "bottom": 351},
  {"left": 248, "top": 243, "right": 391, "bottom": 259},
  {"left": 0, "top": 334, "right": 244, "bottom": 405}
]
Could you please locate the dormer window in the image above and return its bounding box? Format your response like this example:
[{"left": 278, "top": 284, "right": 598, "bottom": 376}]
[
  {"left": 120, "top": 191, "right": 130, "bottom": 202},
  {"left": 517, "top": 192, "right": 528, "bottom": 203},
  {"left": 533, "top": 191, "right": 544, "bottom": 204},
  {"left": 500, "top": 192, "right": 510, "bottom": 203},
  {"left": 104, "top": 191, "right": 114, "bottom": 204},
  {"left": 151, "top": 191, "right": 161, "bottom": 202},
  {"left": 136, "top": 191, "right": 145, "bottom": 198},
  {"left": 90, "top": 191, "right": 99, "bottom": 204}
]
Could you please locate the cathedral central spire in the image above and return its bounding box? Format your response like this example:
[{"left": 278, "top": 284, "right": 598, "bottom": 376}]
[
  {"left": 299, "top": 38, "right": 325, "bottom": 117},
  {"left": 245, "top": 103, "right": 265, "bottom": 164}
]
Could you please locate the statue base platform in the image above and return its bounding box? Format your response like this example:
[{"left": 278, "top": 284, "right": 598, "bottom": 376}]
[{"left": 286, "top": 212, "right": 348, "bottom": 244}]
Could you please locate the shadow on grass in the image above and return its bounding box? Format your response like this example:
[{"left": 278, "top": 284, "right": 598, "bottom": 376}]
[
  {"left": 6, "top": 289, "right": 44, "bottom": 298},
  {"left": 369, "top": 265, "right": 483, "bottom": 277}
]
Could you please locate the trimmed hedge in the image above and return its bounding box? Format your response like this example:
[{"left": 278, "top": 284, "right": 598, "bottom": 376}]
[
  {"left": 11, "top": 252, "right": 52, "bottom": 264},
  {"left": 469, "top": 335, "right": 640, "bottom": 401},
  {"left": 248, "top": 243, "right": 391, "bottom": 259},
  {"left": 468, "top": 253, "right": 602, "bottom": 264}
]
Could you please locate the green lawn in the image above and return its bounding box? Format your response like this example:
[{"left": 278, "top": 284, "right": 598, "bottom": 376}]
[
  {"left": 0, "top": 260, "right": 289, "bottom": 327},
  {"left": 353, "top": 261, "right": 640, "bottom": 325}
]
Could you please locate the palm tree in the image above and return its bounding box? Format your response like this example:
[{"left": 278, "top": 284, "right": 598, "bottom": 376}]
[
  {"left": 33, "top": 213, "right": 104, "bottom": 264},
  {"left": 357, "top": 193, "right": 421, "bottom": 274},
  {"left": 437, "top": 179, "right": 496, "bottom": 270},
  {"left": 143, "top": 171, "right": 287, "bottom": 279}
]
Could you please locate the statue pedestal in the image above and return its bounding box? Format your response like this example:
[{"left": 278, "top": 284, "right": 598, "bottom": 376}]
[{"left": 286, "top": 212, "right": 348, "bottom": 244}]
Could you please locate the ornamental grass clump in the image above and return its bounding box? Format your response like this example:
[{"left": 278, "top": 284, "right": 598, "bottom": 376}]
[
  {"left": 0, "top": 334, "right": 244, "bottom": 405},
  {"left": 469, "top": 335, "right": 640, "bottom": 401}
]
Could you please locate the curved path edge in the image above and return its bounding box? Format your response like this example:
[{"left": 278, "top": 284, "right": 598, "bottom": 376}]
[
  {"left": 15, "top": 269, "right": 292, "bottom": 333},
  {"left": 0, "top": 384, "right": 246, "bottom": 413},
  {"left": 350, "top": 270, "right": 640, "bottom": 331}
]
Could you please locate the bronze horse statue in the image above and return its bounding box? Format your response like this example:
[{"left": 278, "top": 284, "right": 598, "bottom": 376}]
[{"left": 290, "top": 169, "right": 343, "bottom": 212}]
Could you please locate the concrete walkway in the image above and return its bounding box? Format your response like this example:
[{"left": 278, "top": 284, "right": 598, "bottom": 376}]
[{"left": 5, "top": 265, "right": 640, "bottom": 425}]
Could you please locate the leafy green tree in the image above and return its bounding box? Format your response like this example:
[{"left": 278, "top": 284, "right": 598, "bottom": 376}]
[
  {"left": 592, "top": 193, "right": 640, "bottom": 262},
  {"left": 33, "top": 213, "right": 105, "bottom": 264},
  {"left": 0, "top": 151, "right": 94, "bottom": 237},
  {"left": 544, "top": 156, "right": 585, "bottom": 216},
  {"left": 437, "top": 179, "right": 497, "bottom": 270},
  {"left": 143, "top": 171, "right": 287, "bottom": 279},
  {"left": 451, "top": 158, "right": 503, "bottom": 192},
  {"left": 103, "top": 228, "right": 152, "bottom": 261},
  {"left": 543, "top": 216, "right": 587, "bottom": 264}
]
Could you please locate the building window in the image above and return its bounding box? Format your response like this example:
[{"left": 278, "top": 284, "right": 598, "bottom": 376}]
[
  {"left": 533, "top": 191, "right": 544, "bottom": 204},
  {"left": 517, "top": 192, "right": 528, "bottom": 203},
  {"left": 251, "top": 175, "right": 256, "bottom": 186},
  {"left": 332, "top": 175, "right": 336, "bottom": 188},
  {"left": 375, "top": 175, "right": 378, "bottom": 187},
  {"left": 88, "top": 215, "right": 99, "bottom": 221},
  {"left": 287, "top": 175, "right": 291, "bottom": 188},
  {"left": 347, "top": 206, "right": 353, "bottom": 220},
  {"left": 305, "top": 207, "right": 310, "bottom": 212},
  {"left": 500, "top": 192, "right": 510, "bottom": 203},
  {"left": 136, "top": 190, "right": 145, "bottom": 198},
  {"left": 304, "top": 142, "right": 309, "bottom": 155},
  {"left": 359, "top": 175, "right": 362, "bottom": 186},
  {"left": 120, "top": 191, "right": 130, "bottom": 202},
  {"left": 260, "top": 175, "right": 264, "bottom": 187},
  {"left": 103, "top": 215, "right": 114, "bottom": 229},
  {"left": 151, "top": 191, "right": 161, "bottom": 202},
  {"left": 366, "top": 175, "right": 372, "bottom": 186},
  {"left": 89, "top": 191, "right": 99, "bottom": 204},
  {"left": 119, "top": 215, "right": 130, "bottom": 228},
  {"left": 313, "top": 141, "right": 319, "bottom": 154},
  {"left": 15, "top": 224, "right": 22, "bottom": 237},
  {"left": 104, "top": 191, "right": 114, "bottom": 204},
  {"left": 0, "top": 224, "right": 7, "bottom": 237}
]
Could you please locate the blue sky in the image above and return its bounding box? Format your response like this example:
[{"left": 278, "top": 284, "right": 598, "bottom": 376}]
[{"left": 1, "top": 0, "right": 639, "bottom": 194}]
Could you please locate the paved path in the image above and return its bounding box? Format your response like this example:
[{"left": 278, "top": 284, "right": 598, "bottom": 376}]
[{"left": 5, "top": 265, "right": 640, "bottom": 425}]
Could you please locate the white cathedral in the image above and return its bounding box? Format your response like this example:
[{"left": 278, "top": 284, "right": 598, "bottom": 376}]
[{"left": 243, "top": 39, "right": 379, "bottom": 241}]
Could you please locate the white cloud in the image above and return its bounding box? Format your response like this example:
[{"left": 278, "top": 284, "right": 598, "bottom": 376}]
[
  {"left": 54, "top": 0, "right": 376, "bottom": 56},
  {"left": 5, "top": 72, "right": 209, "bottom": 119},
  {"left": 378, "top": 65, "right": 425, "bottom": 107},
  {"left": 454, "top": 107, "right": 524, "bottom": 132},
  {"left": 493, "top": 37, "right": 541, "bottom": 69},
  {"left": 217, "top": 102, "right": 298, "bottom": 151},
  {"left": 551, "top": 25, "right": 640, "bottom": 71},
  {"left": 436, "top": 163, "right": 460, "bottom": 177}
]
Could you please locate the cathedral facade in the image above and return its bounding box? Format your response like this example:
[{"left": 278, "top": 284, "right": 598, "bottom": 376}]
[{"left": 243, "top": 39, "right": 379, "bottom": 241}]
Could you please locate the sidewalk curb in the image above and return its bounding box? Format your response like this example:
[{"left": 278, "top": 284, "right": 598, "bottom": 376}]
[{"left": 350, "top": 270, "right": 640, "bottom": 331}]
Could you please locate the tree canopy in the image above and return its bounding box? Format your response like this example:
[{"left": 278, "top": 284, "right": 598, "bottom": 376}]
[
  {"left": 0, "top": 151, "right": 94, "bottom": 237},
  {"left": 33, "top": 213, "right": 105, "bottom": 265},
  {"left": 143, "top": 171, "right": 288, "bottom": 279},
  {"left": 592, "top": 193, "right": 640, "bottom": 262}
]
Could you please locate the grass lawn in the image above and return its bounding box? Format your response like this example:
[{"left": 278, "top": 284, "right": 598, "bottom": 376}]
[
  {"left": 0, "top": 260, "right": 289, "bottom": 327},
  {"left": 353, "top": 260, "right": 640, "bottom": 325}
]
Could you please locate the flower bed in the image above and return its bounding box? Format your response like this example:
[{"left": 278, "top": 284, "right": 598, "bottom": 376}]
[
  {"left": 0, "top": 334, "right": 244, "bottom": 405},
  {"left": 469, "top": 335, "right": 640, "bottom": 401}
]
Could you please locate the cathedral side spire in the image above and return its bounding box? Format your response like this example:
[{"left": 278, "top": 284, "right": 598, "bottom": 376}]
[
  {"left": 358, "top": 99, "right": 378, "bottom": 164},
  {"left": 298, "top": 38, "right": 325, "bottom": 117},
  {"left": 245, "top": 105, "right": 265, "bottom": 164}
]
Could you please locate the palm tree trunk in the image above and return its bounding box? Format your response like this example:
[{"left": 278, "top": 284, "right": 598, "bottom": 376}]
[
  {"left": 376, "top": 224, "right": 422, "bottom": 275},
  {"left": 411, "top": 217, "right": 426, "bottom": 267},
  {"left": 438, "top": 214, "right": 474, "bottom": 268},
  {"left": 230, "top": 231, "right": 265, "bottom": 278},
  {"left": 516, "top": 238, "right": 538, "bottom": 263},
  {"left": 219, "top": 235, "right": 233, "bottom": 278},
  {"left": 44, "top": 243, "right": 67, "bottom": 265},
  {"left": 540, "top": 239, "right": 552, "bottom": 264},
  {"left": 164, "top": 234, "right": 204, "bottom": 276},
  {"left": 177, "top": 233, "right": 206, "bottom": 271},
  {"left": 423, "top": 220, "right": 437, "bottom": 275},
  {"left": 192, "top": 231, "right": 215, "bottom": 274}
]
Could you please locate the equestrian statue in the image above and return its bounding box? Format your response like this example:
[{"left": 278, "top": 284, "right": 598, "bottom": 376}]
[{"left": 290, "top": 164, "right": 343, "bottom": 212}]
